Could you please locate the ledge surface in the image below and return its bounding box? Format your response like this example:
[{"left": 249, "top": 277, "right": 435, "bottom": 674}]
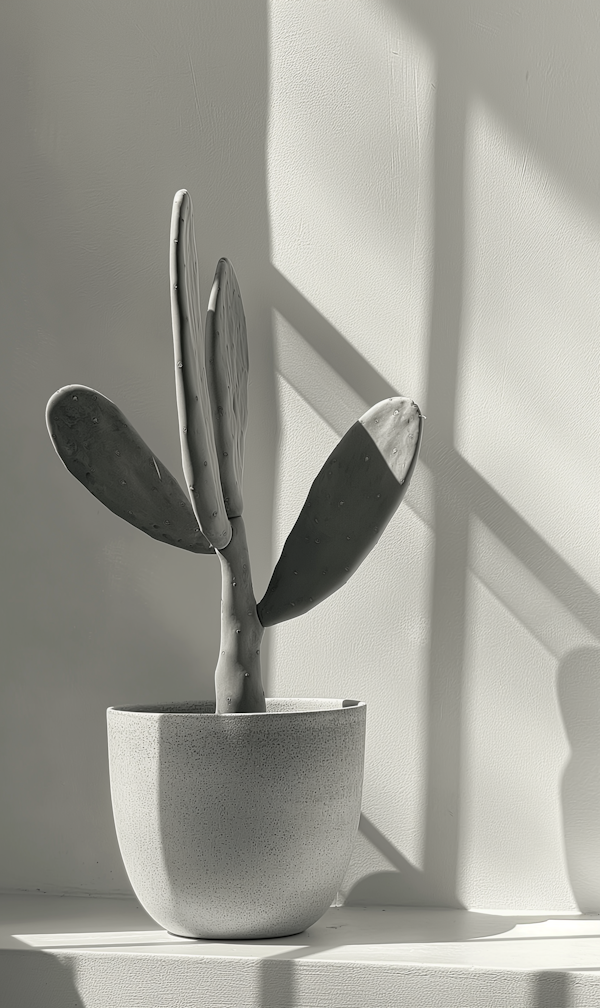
[{"left": 1, "top": 895, "right": 599, "bottom": 1006}]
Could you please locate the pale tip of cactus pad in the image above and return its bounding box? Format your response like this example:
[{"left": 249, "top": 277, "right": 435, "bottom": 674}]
[{"left": 358, "top": 397, "right": 422, "bottom": 484}]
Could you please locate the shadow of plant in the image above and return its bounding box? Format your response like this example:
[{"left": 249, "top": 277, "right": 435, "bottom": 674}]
[
  {"left": 0, "top": 949, "right": 85, "bottom": 1008},
  {"left": 558, "top": 648, "right": 600, "bottom": 913}
]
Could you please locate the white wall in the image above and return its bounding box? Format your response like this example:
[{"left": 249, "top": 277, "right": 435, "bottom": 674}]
[{"left": 1, "top": 0, "right": 600, "bottom": 912}]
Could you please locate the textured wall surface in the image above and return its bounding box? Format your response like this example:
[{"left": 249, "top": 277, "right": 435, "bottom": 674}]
[{"left": 2, "top": 0, "right": 600, "bottom": 912}]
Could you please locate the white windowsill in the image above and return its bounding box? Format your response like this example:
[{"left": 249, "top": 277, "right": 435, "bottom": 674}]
[{"left": 1, "top": 894, "right": 599, "bottom": 1006}]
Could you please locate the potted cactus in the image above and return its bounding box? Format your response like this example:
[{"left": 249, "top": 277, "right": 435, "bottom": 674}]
[{"left": 46, "top": 190, "right": 423, "bottom": 939}]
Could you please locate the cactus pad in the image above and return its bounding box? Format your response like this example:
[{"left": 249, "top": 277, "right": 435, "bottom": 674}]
[
  {"left": 46, "top": 385, "right": 215, "bottom": 553},
  {"left": 205, "top": 258, "right": 249, "bottom": 518},
  {"left": 257, "top": 397, "right": 422, "bottom": 626},
  {"left": 170, "top": 190, "right": 232, "bottom": 550}
]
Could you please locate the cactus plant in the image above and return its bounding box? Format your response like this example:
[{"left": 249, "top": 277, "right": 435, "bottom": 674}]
[{"left": 46, "top": 190, "right": 423, "bottom": 714}]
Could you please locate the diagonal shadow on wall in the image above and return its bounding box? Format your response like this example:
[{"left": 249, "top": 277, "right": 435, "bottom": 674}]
[
  {"left": 267, "top": 0, "right": 600, "bottom": 913},
  {"left": 270, "top": 253, "right": 600, "bottom": 909}
]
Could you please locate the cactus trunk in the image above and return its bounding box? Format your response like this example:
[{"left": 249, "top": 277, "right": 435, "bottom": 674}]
[{"left": 215, "top": 517, "right": 265, "bottom": 713}]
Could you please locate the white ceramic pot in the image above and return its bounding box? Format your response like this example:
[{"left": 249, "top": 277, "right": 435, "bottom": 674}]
[{"left": 107, "top": 697, "right": 366, "bottom": 939}]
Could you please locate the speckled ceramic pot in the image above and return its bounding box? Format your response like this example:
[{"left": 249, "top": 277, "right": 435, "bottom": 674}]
[{"left": 107, "top": 698, "right": 366, "bottom": 939}]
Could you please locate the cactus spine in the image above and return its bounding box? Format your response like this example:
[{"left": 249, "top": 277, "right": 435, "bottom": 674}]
[{"left": 46, "top": 190, "right": 424, "bottom": 716}]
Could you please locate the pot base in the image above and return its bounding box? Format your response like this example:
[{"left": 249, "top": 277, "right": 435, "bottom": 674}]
[{"left": 167, "top": 925, "right": 309, "bottom": 940}]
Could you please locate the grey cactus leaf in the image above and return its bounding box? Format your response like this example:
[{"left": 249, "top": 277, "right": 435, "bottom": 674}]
[
  {"left": 170, "top": 190, "right": 231, "bottom": 550},
  {"left": 46, "top": 385, "right": 215, "bottom": 554},
  {"left": 205, "top": 258, "right": 249, "bottom": 518},
  {"left": 257, "top": 397, "right": 423, "bottom": 627}
]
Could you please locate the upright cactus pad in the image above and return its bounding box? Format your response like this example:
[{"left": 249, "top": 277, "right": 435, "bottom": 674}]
[
  {"left": 170, "top": 194, "right": 261, "bottom": 712},
  {"left": 257, "top": 397, "right": 422, "bottom": 626},
  {"left": 46, "top": 386, "right": 214, "bottom": 553},
  {"left": 205, "top": 258, "right": 249, "bottom": 518},
  {"left": 170, "top": 190, "right": 232, "bottom": 550}
]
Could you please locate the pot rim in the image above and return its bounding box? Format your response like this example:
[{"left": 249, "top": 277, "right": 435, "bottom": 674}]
[{"left": 107, "top": 697, "right": 365, "bottom": 718}]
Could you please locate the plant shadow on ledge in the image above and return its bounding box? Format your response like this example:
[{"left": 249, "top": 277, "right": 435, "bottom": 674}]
[{"left": 45, "top": 190, "right": 424, "bottom": 940}]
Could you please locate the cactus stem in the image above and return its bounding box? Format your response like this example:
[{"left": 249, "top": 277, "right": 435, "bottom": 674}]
[{"left": 214, "top": 516, "right": 265, "bottom": 714}]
